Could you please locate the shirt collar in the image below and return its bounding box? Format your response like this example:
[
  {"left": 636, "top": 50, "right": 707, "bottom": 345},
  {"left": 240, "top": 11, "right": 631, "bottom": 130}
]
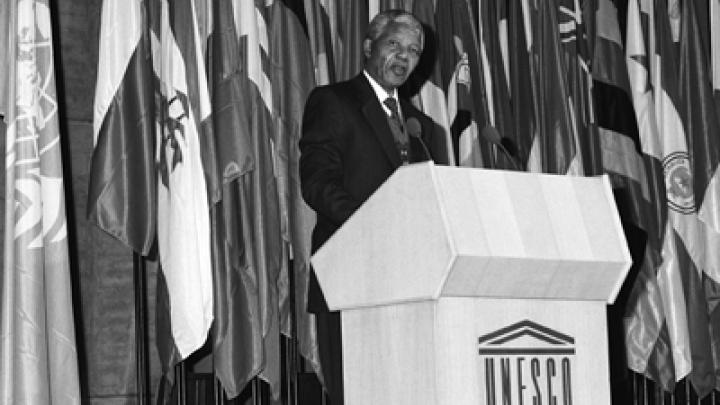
[{"left": 363, "top": 70, "right": 398, "bottom": 116}]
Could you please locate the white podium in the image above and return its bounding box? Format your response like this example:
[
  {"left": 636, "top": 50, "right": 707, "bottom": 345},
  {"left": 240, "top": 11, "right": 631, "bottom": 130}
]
[{"left": 311, "top": 162, "right": 631, "bottom": 405}]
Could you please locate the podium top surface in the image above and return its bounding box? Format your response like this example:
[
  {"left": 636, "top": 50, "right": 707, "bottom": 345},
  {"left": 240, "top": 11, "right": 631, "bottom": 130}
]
[{"left": 311, "top": 162, "right": 632, "bottom": 310}]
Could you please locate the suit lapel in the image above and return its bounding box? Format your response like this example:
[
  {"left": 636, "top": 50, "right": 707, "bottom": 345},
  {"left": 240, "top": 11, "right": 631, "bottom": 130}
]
[{"left": 351, "top": 75, "right": 402, "bottom": 168}]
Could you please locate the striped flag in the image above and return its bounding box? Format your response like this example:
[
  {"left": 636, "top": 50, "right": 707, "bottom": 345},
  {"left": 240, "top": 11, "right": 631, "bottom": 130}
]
[
  {"left": 154, "top": 0, "right": 214, "bottom": 362},
  {"left": 88, "top": 0, "right": 156, "bottom": 255},
  {"left": 1, "top": 0, "right": 81, "bottom": 403}
]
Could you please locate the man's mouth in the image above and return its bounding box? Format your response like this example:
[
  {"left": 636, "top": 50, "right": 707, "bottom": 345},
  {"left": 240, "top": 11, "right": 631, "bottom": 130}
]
[{"left": 389, "top": 64, "right": 407, "bottom": 77}]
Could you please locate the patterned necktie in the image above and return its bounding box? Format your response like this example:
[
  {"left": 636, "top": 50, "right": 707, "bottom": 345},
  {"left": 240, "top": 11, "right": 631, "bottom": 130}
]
[{"left": 383, "top": 97, "right": 409, "bottom": 163}]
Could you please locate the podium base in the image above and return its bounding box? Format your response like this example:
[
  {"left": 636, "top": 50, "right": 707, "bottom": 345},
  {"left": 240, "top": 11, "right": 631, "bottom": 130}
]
[{"left": 342, "top": 297, "right": 610, "bottom": 405}]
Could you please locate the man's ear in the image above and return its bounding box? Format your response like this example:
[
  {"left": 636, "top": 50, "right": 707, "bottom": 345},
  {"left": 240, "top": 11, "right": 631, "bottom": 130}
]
[{"left": 363, "top": 38, "right": 373, "bottom": 58}]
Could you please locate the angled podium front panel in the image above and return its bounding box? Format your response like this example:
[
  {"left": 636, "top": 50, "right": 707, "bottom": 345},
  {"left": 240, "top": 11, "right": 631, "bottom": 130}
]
[
  {"left": 311, "top": 162, "right": 631, "bottom": 308},
  {"left": 312, "top": 162, "right": 456, "bottom": 307}
]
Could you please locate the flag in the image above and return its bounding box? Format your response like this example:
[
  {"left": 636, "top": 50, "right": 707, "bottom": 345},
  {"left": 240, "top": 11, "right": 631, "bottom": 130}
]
[
  {"left": 626, "top": 0, "right": 720, "bottom": 394},
  {"left": 622, "top": 0, "right": 670, "bottom": 389},
  {"left": 269, "top": 0, "right": 323, "bottom": 384},
  {"left": 478, "top": 0, "right": 515, "bottom": 169},
  {"left": 713, "top": 0, "right": 720, "bottom": 106},
  {"left": 88, "top": 0, "right": 156, "bottom": 255},
  {"left": 526, "top": 0, "right": 579, "bottom": 175},
  {"left": 304, "top": 0, "right": 336, "bottom": 85},
  {"left": 557, "top": 0, "right": 600, "bottom": 176},
  {"left": 304, "top": 0, "right": 368, "bottom": 85},
  {"left": 507, "top": 0, "right": 538, "bottom": 170},
  {"left": 0, "top": 1, "right": 10, "bottom": 117},
  {"left": 1, "top": 0, "right": 81, "bottom": 403},
  {"left": 626, "top": 0, "right": 693, "bottom": 389},
  {"left": 433, "top": 0, "right": 490, "bottom": 167},
  {"left": 378, "top": 0, "right": 404, "bottom": 12},
  {"left": 709, "top": 0, "right": 720, "bottom": 390},
  {"left": 408, "top": 0, "right": 455, "bottom": 165},
  {"left": 210, "top": 1, "right": 283, "bottom": 399},
  {"left": 592, "top": 0, "right": 670, "bottom": 390},
  {"left": 677, "top": 0, "right": 720, "bottom": 395},
  {"left": 337, "top": 1, "right": 369, "bottom": 82},
  {"left": 204, "top": 0, "right": 257, "bottom": 399},
  {"left": 154, "top": 0, "right": 213, "bottom": 364}
]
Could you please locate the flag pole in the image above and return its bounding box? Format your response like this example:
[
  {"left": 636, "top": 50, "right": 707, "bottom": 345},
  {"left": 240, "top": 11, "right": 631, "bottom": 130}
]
[
  {"left": 136, "top": 1, "right": 151, "bottom": 402},
  {"left": 134, "top": 253, "right": 151, "bottom": 404},
  {"left": 288, "top": 256, "right": 298, "bottom": 405}
]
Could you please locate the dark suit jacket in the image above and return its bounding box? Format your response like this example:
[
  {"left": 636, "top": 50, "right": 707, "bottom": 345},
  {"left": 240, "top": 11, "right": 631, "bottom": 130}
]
[{"left": 300, "top": 73, "right": 438, "bottom": 312}]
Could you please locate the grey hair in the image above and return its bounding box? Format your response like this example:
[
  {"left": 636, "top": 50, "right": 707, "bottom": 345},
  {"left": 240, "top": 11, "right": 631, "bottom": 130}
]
[{"left": 365, "top": 9, "right": 424, "bottom": 47}]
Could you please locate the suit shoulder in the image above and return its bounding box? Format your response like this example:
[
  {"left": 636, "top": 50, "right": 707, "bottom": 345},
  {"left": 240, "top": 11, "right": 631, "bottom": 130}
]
[
  {"left": 307, "top": 75, "right": 369, "bottom": 107},
  {"left": 308, "top": 79, "right": 356, "bottom": 100}
]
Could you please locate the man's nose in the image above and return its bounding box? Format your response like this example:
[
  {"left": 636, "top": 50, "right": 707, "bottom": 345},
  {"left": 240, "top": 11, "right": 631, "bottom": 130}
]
[{"left": 396, "top": 47, "right": 409, "bottom": 60}]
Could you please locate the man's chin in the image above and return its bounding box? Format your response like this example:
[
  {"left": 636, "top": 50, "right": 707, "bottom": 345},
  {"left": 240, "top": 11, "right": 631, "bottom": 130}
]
[{"left": 381, "top": 75, "right": 408, "bottom": 89}]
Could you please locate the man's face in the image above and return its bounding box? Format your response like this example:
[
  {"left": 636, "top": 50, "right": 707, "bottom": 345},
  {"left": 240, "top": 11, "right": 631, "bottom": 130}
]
[{"left": 364, "top": 23, "right": 423, "bottom": 93}]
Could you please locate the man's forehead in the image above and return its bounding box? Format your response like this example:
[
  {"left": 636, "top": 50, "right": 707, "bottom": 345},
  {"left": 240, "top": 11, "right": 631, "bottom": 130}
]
[{"left": 380, "top": 22, "right": 423, "bottom": 42}]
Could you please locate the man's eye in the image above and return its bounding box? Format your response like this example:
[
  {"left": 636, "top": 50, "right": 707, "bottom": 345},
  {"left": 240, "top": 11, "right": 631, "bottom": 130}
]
[
  {"left": 388, "top": 40, "right": 399, "bottom": 47},
  {"left": 408, "top": 47, "right": 420, "bottom": 55}
]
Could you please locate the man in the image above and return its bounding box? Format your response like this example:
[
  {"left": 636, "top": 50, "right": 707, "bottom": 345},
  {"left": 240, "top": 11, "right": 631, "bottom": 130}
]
[{"left": 300, "top": 9, "right": 438, "bottom": 404}]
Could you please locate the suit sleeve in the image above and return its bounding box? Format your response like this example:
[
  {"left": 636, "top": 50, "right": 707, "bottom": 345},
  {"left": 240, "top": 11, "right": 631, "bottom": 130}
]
[{"left": 299, "top": 87, "right": 362, "bottom": 226}]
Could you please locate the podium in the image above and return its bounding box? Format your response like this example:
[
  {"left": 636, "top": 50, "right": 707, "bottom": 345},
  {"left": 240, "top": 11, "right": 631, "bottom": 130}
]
[{"left": 311, "top": 162, "right": 631, "bottom": 405}]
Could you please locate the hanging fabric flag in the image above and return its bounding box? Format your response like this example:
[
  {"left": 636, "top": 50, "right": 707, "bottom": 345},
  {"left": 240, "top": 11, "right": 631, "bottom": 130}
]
[
  {"left": 304, "top": 0, "right": 337, "bottom": 85},
  {"left": 337, "top": 0, "right": 369, "bottom": 82},
  {"left": 154, "top": 0, "right": 214, "bottom": 364},
  {"left": 598, "top": 0, "right": 670, "bottom": 391},
  {"left": 0, "top": 2, "right": 10, "bottom": 116},
  {"left": 212, "top": 0, "right": 283, "bottom": 399},
  {"left": 409, "top": 0, "right": 455, "bottom": 165},
  {"left": 478, "top": 0, "right": 515, "bottom": 169},
  {"left": 204, "top": 0, "right": 260, "bottom": 400},
  {"left": 435, "top": 0, "right": 490, "bottom": 167},
  {"left": 629, "top": 0, "right": 713, "bottom": 392},
  {"left": 708, "top": 0, "right": 720, "bottom": 391},
  {"left": 676, "top": 0, "right": 720, "bottom": 396},
  {"left": 88, "top": 0, "right": 156, "bottom": 255},
  {"left": 713, "top": 0, "right": 720, "bottom": 107},
  {"left": 1, "top": 0, "right": 81, "bottom": 403},
  {"left": 269, "top": 0, "right": 323, "bottom": 387},
  {"left": 507, "top": 0, "right": 538, "bottom": 170},
  {"left": 557, "top": 0, "right": 599, "bottom": 175},
  {"left": 526, "top": 0, "right": 579, "bottom": 175}
]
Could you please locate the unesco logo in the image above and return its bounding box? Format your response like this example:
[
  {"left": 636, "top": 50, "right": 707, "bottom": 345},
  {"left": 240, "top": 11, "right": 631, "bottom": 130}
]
[{"left": 478, "top": 320, "right": 575, "bottom": 405}]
